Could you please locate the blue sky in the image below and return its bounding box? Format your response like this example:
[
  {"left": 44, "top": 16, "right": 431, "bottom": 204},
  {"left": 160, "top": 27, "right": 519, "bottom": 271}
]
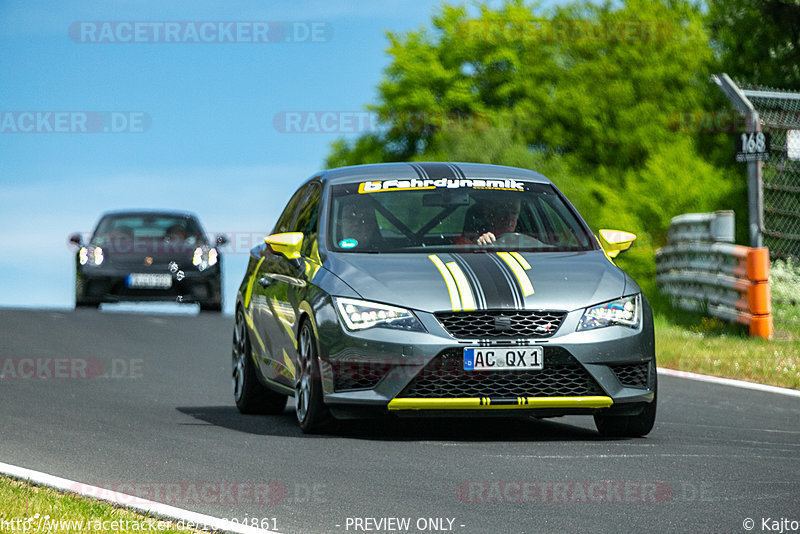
[{"left": 0, "top": 0, "right": 558, "bottom": 314}]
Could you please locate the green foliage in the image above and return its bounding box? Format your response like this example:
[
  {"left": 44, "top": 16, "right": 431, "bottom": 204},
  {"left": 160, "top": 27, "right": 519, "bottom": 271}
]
[
  {"left": 707, "top": 0, "right": 800, "bottom": 90},
  {"left": 326, "top": 134, "right": 399, "bottom": 169},
  {"left": 324, "top": 0, "right": 762, "bottom": 302},
  {"left": 771, "top": 258, "right": 800, "bottom": 302}
]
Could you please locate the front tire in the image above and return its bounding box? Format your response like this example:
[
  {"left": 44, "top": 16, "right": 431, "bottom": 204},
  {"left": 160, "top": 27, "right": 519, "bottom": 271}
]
[
  {"left": 594, "top": 375, "right": 657, "bottom": 438},
  {"left": 232, "top": 308, "right": 287, "bottom": 415},
  {"left": 295, "top": 321, "right": 335, "bottom": 434}
]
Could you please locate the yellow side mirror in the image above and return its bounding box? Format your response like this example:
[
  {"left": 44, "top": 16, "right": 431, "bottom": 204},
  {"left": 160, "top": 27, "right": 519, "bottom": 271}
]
[
  {"left": 598, "top": 229, "right": 636, "bottom": 258},
  {"left": 265, "top": 232, "right": 303, "bottom": 260}
]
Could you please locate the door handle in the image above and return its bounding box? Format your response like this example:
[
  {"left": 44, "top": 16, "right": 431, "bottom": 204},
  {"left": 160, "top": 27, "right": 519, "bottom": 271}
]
[{"left": 257, "top": 277, "right": 271, "bottom": 287}]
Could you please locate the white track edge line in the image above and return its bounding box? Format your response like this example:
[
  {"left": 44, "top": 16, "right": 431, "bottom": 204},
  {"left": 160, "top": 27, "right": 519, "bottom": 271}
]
[
  {"left": 657, "top": 367, "right": 800, "bottom": 398},
  {"left": 0, "top": 462, "right": 280, "bottom": 534}
]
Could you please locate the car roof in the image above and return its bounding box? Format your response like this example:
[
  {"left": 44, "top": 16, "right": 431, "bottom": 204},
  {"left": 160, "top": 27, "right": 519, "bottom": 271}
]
[
  {"left": 99, "top": 210, "right": 200, "bottom": 219},
  {"left": 318, "top": 162, "right": 554, "bottom": 186}
]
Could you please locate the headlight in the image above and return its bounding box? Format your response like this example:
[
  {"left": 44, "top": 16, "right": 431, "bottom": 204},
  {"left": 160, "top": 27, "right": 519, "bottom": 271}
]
[
  {"left": 79, "top": 246, "right": 104, "bottom": 266},
  {"left": 577, "top": 294, "right": 641, "bottom": 331},
  {"left": 334, "top": 297, "right": 425, "bottom": 332},
  {"left": 192, "top": 247, "right": 219, "bottom": 271}
]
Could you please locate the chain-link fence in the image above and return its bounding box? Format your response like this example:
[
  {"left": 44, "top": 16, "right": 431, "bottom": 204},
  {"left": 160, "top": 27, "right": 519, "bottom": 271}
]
[
  {"left": 713, "top": 75, "right": 800, "bottom": 333},
  {"left": 740, "top": 85, "right": 800, "bottom": 334},
  {"left": 740, "top": 84, "right": 800, "bottom": 260}
]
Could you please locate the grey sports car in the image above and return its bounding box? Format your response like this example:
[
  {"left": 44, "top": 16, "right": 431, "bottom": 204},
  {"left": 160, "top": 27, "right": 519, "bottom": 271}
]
[{"left": 232, "top": 162, "right": 656, "bottom": 436}]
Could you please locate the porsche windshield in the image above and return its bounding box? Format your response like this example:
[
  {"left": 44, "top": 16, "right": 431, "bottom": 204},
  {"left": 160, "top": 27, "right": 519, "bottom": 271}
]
[
  {"left": 328, "top": 180, "right": 596, "bottom": 253},
  {"left": 91, "top": 214, "right": 206, "bottom": 246}
]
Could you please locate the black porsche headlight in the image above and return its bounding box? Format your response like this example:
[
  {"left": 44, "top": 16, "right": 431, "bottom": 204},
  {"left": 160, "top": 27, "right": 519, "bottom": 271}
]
[
  {"left": 334, "top": 297, "right": 425, "bottom": 332},
  {"left": 577, "top": 294, "right": 641, "bottom": 331},
  {"left": 79, "top": 245, "right": 104, "bottom": 266},
  {"left": 192, "top": 246, "right": 219, "bottom": 271}
]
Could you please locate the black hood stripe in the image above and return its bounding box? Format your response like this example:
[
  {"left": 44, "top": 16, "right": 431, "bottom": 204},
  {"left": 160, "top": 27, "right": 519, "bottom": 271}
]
[
  {"left": 418, "top": 162, "right": 457, "bottom": 179},
  {"left": 488, "top": 253, "right": 524, "bottom": 308},
  {"left": 450, "top": 163, "right": 467, "bottom": 179},
  {"left": 451, "top": 254, "right": 486, "bottom": 310},
  {"left": 457, "top": 253, "right": 517, "bottom": 309},
  {"left": 408, "top": 163, "right": 426, "bottom": 180}
]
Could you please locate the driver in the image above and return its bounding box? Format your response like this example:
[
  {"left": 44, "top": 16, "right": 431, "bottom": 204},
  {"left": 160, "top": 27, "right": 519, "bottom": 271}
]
[{"left": 464, "top": 198, "right": 521, "bottom": 245}]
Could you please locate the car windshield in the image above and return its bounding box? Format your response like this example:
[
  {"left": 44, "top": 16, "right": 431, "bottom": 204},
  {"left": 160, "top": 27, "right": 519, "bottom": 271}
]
[
  {"left": 328, "top": 179, "right": 596, "bottom": 253},
  {"left": 91, "top": 214, "right": 206, "bottom": 246}
]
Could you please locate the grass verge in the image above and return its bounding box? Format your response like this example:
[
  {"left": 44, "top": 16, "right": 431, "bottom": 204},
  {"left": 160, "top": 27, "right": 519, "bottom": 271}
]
[
  {"left": 654, "top": 309, "right": 800, "bottom": 390},
  {"left": 0, "top": 475, "right": 207, "bottom": 533}
]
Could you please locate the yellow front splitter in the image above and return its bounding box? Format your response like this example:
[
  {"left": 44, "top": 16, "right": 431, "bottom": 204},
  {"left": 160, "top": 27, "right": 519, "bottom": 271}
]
[{"left": 387, "top": 396, "right": 613, "bottom": 411}]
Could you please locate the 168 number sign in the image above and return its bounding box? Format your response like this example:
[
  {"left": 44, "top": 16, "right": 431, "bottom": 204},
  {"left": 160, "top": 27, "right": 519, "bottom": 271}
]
[{"left": 736, "top": 131, "right": 770, "bottom": 162}]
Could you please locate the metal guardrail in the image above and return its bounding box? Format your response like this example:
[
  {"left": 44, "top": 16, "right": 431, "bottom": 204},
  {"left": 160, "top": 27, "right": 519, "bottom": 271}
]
[
  {"left": 656, "top": 211, "right": 773, "bottom": 338},
  {"left": 666, "top": 210, "right": 735, "bottom": 244}
]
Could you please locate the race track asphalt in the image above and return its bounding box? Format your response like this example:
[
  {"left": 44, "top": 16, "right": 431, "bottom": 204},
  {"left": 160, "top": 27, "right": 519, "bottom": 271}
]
[{"left": 1, "top": 308, "right": 798, "bottom": 533}]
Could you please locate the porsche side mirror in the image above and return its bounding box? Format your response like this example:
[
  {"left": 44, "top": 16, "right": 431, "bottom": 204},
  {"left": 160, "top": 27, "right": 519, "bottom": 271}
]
[
  {"left": 68, "top": 233, "right": 83, "bottom": 247},
  {"left": 265, "top": 232, "right": 303, "bottom": 260},
  {"left": 598, "top": 229, "right": 636, "bottom": 258},
  {"left": 216, "top": 234, "right": 229, "bottom": 247}
]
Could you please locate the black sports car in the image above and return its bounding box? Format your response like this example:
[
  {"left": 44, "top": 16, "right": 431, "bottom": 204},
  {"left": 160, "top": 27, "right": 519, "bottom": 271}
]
[
  {"left": 70, "top": 210, "right": 226, "bottom": 311},
  {"left": 232, "top": 163, "right": 656, "bottom": 436}
]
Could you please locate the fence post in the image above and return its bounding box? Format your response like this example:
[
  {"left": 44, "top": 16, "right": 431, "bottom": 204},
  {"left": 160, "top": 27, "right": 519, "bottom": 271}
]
[{"left": 712, "top": 73, "right": 763, "bottom": 248}]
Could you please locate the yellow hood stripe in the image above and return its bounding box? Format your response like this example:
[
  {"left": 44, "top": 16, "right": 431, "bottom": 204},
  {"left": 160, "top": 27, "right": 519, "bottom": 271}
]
[
  {"left": 445, "top": 261, "right": 477, "bottom": 311},
  {"left": 497, "top": 252, "right": 535, "bottom": 296},
  {"left": 429, "top": 254, "right": 462, "bottom": 311},
  {"left": 509, "top": 251, "right": 531, "bottom": 270}
]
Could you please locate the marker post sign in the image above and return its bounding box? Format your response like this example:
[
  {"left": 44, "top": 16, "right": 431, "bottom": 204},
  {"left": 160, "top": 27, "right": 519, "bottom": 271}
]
[{"left": 736, "top": 131, "right": 770, "bottom": 162}]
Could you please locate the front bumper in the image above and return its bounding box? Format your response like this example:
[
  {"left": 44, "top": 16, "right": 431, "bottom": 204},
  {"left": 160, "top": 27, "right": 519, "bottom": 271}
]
[
  {"left": 317, "top": 301, "right": 656, "bottom": 417},
  {"left": 76, "top": 265, "right": 221, "bottom": 304}
]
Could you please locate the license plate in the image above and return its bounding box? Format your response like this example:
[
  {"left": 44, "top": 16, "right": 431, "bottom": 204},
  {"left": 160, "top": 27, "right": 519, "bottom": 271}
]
[
  {"left": 464, "top": 347, "right": 543, "bottom": 371},
  {"left": 126, "top": 273, "right": 172, "bottom": 289}
]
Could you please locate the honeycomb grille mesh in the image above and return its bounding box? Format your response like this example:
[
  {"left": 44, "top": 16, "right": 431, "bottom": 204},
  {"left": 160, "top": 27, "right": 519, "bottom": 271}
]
[
  {"left": 332, "top": 362, "right": 391, "bottom": 392},
  {"left": 435, "top": 310, "right": 566, "bottom": 339},
  {"left": 610, "top": 362, "right": 650, "bottom": 389},
  {"left": 399, "top": 348, "right": 603, "bottom": 399}
]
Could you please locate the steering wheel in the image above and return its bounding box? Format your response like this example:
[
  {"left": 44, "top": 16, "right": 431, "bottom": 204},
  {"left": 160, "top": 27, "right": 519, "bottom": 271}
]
[{"left": 491, "top": 232, "right": 544, "bottom": 248}]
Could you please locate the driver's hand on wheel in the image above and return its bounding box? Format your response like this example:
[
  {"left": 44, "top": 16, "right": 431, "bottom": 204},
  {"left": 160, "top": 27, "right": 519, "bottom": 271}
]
[{"left": 476, "top": 232, "right": 496, "bottom": 245}]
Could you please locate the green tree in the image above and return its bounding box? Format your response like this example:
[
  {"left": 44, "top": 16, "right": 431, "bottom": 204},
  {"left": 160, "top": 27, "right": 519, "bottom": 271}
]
[
  {"left": 707, "top": 0, "right": 800, "bottom": 90},
  {"left": 326, "top": 0, "right": 743, "bottom": 298}
]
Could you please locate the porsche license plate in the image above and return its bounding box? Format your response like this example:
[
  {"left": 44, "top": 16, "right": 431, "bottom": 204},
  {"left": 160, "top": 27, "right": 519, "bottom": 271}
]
[
  {"left": 126, "top": 273, "right": 172, "bottom": 289},
  {"left": 463, "top": 347, "right": 543, "bottom": 371}
]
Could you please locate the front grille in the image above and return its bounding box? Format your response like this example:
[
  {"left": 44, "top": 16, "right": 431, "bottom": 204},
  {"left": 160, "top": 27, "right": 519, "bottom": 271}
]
[
  {"left": 332, "top": 361, "right": 391, "bottom": 392},
  {"left": 611, "top": 362, "right": 650, "bottom": 389},
  {"left": 435, "top": 310, "right": 566, "bottom": 339},
  {"left": 399, "top": 348, "right": 603, "bottom": 399}
]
